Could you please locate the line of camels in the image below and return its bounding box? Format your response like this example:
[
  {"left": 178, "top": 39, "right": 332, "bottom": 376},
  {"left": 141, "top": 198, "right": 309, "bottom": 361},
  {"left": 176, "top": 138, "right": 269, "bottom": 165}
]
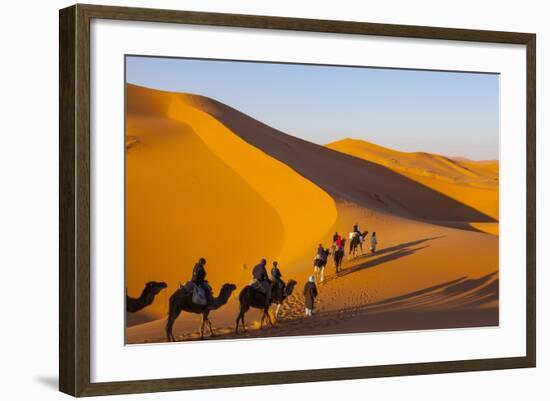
[
  {"left": 126, "top": 231, "right": 369, "bottom": 342},
  {"left": 126, "top": 278, "right": 297, "bottom": 341}
]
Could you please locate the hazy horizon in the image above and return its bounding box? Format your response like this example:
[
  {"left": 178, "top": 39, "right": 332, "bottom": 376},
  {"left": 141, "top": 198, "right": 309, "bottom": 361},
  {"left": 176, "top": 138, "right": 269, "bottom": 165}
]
[{"left": 126, "top": 56, "right": 499, "bottom": 161}]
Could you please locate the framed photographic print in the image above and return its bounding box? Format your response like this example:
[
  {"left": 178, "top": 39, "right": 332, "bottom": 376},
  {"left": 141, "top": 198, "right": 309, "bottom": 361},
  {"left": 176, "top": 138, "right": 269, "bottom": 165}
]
[{"left": 59, "top": 4, "right": 536, "bottom": 397}]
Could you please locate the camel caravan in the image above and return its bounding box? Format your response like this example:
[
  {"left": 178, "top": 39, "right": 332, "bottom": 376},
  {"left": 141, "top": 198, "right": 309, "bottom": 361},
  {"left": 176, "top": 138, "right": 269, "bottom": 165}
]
[
  {"left": 126, "top": 223, "right": 378, "bottom": 341},
  {"left": 313, "top": 223, "right": 378, "bottom": 283}
]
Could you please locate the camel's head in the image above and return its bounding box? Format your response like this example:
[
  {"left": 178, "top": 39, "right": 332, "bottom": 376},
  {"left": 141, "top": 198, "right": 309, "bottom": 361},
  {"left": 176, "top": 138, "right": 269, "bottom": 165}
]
[
  {"left": 145, "top": 281, "right": 168, "bottom": 295},
  {"left": 213, "top": 283, "right": 237, "bottom": 308},
  {"left": 285, "top": 279, "right": 297, "bottom": 296},
  {"left": 221, "top": 283, "right": 237, "bottom": 295}
]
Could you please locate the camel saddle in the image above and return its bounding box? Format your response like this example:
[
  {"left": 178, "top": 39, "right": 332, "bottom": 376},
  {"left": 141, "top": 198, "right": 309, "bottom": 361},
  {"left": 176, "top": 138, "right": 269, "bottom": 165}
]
[
  {"left": 180, "top": 281, "right": 209, "bottom": 306},
  {"left": 250, "top": 279, "right": 267, "bottom": 294}
]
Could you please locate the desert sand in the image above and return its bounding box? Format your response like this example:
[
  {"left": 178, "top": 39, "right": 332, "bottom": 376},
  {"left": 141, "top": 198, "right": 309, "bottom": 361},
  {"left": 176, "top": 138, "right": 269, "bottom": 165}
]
[{"left": 125, "top": 84, "right": 499, "bottom": 343}]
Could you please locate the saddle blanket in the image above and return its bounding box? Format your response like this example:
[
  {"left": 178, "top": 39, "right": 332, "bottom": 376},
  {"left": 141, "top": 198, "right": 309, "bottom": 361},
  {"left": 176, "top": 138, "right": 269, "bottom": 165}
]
[
  {"left": 250, "top": 279, "right": 268, "bottom": 293},
  {"left": 180, "top": 281, "right": 209, "bottom": 306}
]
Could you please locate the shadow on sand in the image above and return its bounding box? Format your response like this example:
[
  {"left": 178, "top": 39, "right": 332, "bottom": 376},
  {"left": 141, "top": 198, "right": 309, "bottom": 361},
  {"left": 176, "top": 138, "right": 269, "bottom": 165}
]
[
  {"left": 211, "top": 271, "right": 499, "bottom": 340},
  {"left": 294, "top": 270, "right": 499, "bottom": 336},
  {"left": 365, "top": 270, "right": 499, "bottom": 314},
  {"left": 323, "top": 236, "right": 444, "bottom": 284}
]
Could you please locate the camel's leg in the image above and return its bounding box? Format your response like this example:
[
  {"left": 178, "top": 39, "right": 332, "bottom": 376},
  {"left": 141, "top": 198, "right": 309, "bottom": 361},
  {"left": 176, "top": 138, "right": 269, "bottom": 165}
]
[
  {"left": 235, "top": 307, "right": 248, "bottom": 334},
  {"left": 275, "top": 303, "right": 281, "bottom": 320},
  {"left": 206, "top": 317, "right": 216, "bottom": 337},
  {"left": 235, "top": 311, "right": 243, "bottom": 335},
  {"left": 166, "top": 308, "right": 182, "bottom": 342},
  {"left": 260, "top": 310, "right": 265, "bottom": 329},
  {"left": 200, "top": 314, "right": 206, "bottom": 340},
  {"left": 265, "top": 308, "right": 275, "bottom": 327},
  {"left": 320, "top": 267, "right": 325, "bottom": 283}
]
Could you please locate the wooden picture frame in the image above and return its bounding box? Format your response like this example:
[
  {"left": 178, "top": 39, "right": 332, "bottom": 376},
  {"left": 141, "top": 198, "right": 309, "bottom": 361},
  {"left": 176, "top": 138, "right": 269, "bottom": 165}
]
[{"left": 59, "top": 3, "right": 536, "bottom": 397}]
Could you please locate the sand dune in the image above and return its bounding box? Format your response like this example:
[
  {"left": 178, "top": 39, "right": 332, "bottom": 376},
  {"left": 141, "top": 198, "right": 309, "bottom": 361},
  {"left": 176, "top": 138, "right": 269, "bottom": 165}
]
[
  {"left": 326, "top": 138, "right": 499, "bottom": 223},
  {"left": 168, "top": 93, "right": 496, "bottom": 224},
  {"left": 125, "top": 84, "right": 499, "bottom": 342},
  {"left": 126, "top": 84, "right": 336, "bottom": 319},
  {"left": 328, "top": 139, "right": 498, "bottom": 185}
]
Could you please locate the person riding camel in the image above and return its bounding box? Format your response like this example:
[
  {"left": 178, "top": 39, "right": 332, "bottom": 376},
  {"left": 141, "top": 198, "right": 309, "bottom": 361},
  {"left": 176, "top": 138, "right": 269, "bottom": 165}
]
[
  {"left": 332, "top": 232, "right": 341, "bottom": 251},
  {"left": 252, "top": 258, "right": 272, "bottom": 306},
  {"left": 351, "top": 223, "right": 361, "bottom": 240},
  {"left": 191, "top": 257, "right": 214, "bottom": 306},
  {"left": 335, "top": 234, "right": 344, "bottom": 251},
  {"left": 317, "top": 243, "right": 324, "bottom": 255},
  {"left": 270, "top": 261, "right": 286, "bottom": 299},
  {"left": 314, "top": 243, "right": 324, "bottom": 262}
]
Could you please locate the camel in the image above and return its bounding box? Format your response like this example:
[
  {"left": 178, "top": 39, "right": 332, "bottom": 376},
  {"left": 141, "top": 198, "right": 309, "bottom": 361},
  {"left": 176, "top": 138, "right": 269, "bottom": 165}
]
[
  {"left": 349, "top": 230, "right": 369, "bottom": 259},
  {"left": 313, "top": 249, "right": 330, "bottom": 283},
  {"left": 166, "top": 283, "right": 236, "bottom": 341},
  {"left": 334, "top": 238, "right": 346, "bottom": 273},
  {"left": 235, "top": 279, "right": 297, "bottom": 334},
  {"left": 126, "top": 281, "right": 167, "bottom": 313}
]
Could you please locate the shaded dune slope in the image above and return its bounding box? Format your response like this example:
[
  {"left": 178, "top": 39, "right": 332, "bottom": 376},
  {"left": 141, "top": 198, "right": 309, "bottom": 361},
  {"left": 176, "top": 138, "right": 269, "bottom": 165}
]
[
  {"left": 327, "top": 138, "right": 498, "bottom": 185},
  {"left": 172, "top": 92, "right": 496, "bottom": 224},
  {"left": 326, "top": 138, "right": 499, "bottom": 222}
]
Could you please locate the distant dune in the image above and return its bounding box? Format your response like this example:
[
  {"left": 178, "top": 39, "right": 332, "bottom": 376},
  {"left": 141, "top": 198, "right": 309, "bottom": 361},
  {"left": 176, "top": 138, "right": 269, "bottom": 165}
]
[
  {"left": 327, "top": 139, "right": 499, "bottom": 184},
  {"left": 326, "top": 138, "right": 499, "bottom": 225},
  {"left": 125, "top": 84, "right": 499, "bottom": 342}
]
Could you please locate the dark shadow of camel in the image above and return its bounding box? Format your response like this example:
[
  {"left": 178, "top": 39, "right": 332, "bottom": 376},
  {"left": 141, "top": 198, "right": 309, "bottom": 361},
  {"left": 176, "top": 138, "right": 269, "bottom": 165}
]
[
  {"left": 443, "top": 270, "right": 498, "bottom": 296},
  {"left": 351, "top": 236, "right": 445, "bottom": 261},
  {"left": 226, "top": 272, "right": 499, "bottom": 339},
  {"left": 323, "top": 237, "right": 442, "bottom": 284},
  {"left": 334, "top": 245, "right": 430, "bottom": 281},
  {"left": 364, "top": 270, "right": 499, "bottom": 315}
]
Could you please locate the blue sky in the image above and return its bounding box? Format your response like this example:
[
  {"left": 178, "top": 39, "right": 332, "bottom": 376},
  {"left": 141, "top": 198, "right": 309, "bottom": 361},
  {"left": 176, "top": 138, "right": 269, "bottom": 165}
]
[{"left": 126, "top": 56, "right": 499, "bottom": 160}]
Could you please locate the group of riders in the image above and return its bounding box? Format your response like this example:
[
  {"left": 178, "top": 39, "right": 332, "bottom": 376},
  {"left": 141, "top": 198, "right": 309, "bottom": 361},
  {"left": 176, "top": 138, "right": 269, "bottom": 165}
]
[
  {"left": 187, "top": 223, "right": 377, "bottom": 309},
  {"left": 313, "top": 224, "right": 378, "bottom": 282},
  {"left": 189, "top": 257, "right": 286, "bottom": 309}
]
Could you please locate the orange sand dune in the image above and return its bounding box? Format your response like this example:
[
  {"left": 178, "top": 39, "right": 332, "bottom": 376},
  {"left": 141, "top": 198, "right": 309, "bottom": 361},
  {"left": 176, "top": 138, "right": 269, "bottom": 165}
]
[
  {"left": 326, "top": 138, "right": 499, "bottom": 224},
  {"left": 327, "top": 139, "right": 499, "bottom": 185},
  {"left": 125, "top": 84, "right": 498, "bottom": 343},
  {"left": 127, "top": 203, "right": 499, "bottom": 343},
  {"left": 168, "top": 93, "right": 497, "bottom": 224},
  {"left": 126, "top": 84, "right": 336, "bottom": 319}
]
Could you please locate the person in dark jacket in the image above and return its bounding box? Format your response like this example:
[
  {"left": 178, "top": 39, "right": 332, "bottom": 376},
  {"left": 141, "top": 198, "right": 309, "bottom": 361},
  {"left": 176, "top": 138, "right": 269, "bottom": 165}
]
[
  {"left": 271, "top": 261, "right": 286, "bottom": 298},
  {"left": 252, "top": 258, "right": 271, "bottom": 306},
  {"left": 303, "top": 275, "right": 318, "bottom": 317},
  {"left": 317, "top": 243, "right": 324, "bottom": 256},
  {"left": 191, "top": 257, "right": 213, "bottom": 305}
]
